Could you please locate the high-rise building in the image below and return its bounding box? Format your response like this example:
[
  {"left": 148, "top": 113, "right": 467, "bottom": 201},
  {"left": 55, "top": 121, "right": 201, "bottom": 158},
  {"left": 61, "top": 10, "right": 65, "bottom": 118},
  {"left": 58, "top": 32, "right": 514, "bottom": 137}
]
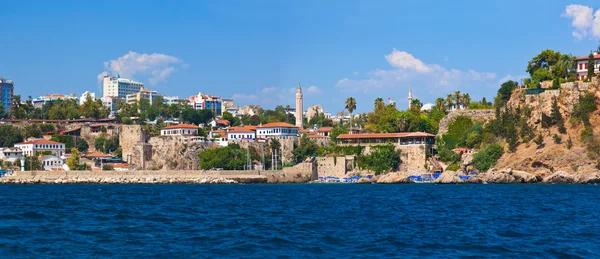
[
  {"left": 295, "top": 84, "right": 303, "bottom": 128},
  {"left": 0, "top": 78, "right": 14, "bottom": 114},
  {"left": 126, "top": 87, "right": 161, "bottom": 105},
  {"left": 102, "top": 74, "right": 144, "bottom": 99}
]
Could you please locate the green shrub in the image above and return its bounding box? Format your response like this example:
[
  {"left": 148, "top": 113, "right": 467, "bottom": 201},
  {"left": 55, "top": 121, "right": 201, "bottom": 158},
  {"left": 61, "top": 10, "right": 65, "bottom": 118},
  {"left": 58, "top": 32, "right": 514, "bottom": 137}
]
[
  {"left": 355, "top": 144, "right": 401, "bottom": 175},
  {"left": 553, "top": 134, "right": 562, "bottom": 144},
  {"left": 472, "top": 143, "right": 504, "bottom": 172},
  {"left": 446, "top": 162, "right": 461, "bottom": 171},
  {"left": 566, "top": 136, "right": 573, "bottom": 149}
]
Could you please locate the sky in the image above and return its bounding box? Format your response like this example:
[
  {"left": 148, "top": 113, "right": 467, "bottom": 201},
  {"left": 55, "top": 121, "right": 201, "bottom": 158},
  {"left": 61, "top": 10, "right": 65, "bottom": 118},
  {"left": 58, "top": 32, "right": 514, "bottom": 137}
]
[{"left": 2, "top": 0, "right": 600, "bottom": 113}]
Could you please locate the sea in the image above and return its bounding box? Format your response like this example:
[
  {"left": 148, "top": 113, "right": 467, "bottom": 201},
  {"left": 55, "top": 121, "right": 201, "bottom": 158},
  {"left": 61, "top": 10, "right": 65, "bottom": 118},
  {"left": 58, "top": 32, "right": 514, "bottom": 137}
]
[{"left": 0, "top": 184, "right": 599, "bottom": 258}]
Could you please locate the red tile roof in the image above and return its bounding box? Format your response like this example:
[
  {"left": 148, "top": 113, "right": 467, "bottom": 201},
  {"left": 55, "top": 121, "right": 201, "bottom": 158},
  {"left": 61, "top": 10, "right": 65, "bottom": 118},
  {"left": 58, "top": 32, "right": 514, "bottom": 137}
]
[
  {"left": 299, "top": 129, "right": 311, "bottom": 133},
  {"left": 336, "top": 132, "right": 435, "bottom": 139},
  {"left": 16, "top": 139, "right": 63, "bottom": 145},
  {"left": 227, "top": 127, "right": 255, "bottom": 133},
  {"left": 215, "top": 120, "right": 230, "bottom": 126},
  {"left": 85, "top": 151, "right": 114, "bottom": 158},
  {"left": 317, "top": 127, "right": 333, "bottom": 132},
  {"left": 574, "top": 54, "right": 600, "bottom": 61},
  {"left": 258, "top": 122, "right": 298, "bottom": 128},
  {"left": 163, "top": 124, "right": 198, "bottom": 129}
]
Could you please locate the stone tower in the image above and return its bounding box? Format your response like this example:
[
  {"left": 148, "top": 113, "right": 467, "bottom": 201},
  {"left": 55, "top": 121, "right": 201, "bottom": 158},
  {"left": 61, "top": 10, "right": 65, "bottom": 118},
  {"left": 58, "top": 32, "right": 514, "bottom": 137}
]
[
  {"left": 295, "top": 83, "right": 303, "bottom": 128},
  {"left": 408, "top": 86, "right": 412, "bottom": 109}
]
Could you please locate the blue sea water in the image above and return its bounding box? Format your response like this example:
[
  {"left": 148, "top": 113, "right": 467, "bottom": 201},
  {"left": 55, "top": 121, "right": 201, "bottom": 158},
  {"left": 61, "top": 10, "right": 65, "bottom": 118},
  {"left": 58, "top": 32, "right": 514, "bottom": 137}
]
[{"left": 0, "top": 184, "right": 599, "bottom": 258}]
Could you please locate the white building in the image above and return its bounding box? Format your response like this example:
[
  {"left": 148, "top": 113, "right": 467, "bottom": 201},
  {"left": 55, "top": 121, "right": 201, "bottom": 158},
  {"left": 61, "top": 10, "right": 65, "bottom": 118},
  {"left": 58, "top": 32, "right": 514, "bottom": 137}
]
[
  {"left": 14, "top": 139, "right": 66, "bottom": 157},
  {"left": 575, "top": 51, "right": 600, "bottom": 81},
  {"left": 101, "top": 96, "right": 123, "bottom": 118},
  {"left": 80, "top": 91, "right": 96, "bottom": 105},
  {"left": 160, "top": 124, "right": 199, "bottom": 136},
  {"left": 41, "top": 155, "right": 64, "bottom": 171},
  {"left": 102, "top": 74, "right": 145, "bottom": 99},
  {"left": 163, "top": 96, "right": 180, "bottom": 105},
  {"left": 227, "top": 127, "right": 256, "bottom": 140},
  {"left": 256, "top": 122, "right": 299, "bottom": 138},
  {"left": 0, "top": 147, "right": 23, "bottom": 163}
]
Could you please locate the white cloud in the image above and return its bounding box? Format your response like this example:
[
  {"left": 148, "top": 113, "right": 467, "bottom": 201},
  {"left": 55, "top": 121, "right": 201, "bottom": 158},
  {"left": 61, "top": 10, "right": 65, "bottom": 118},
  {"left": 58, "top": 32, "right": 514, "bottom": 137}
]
[
  {"left": 385, "top": 48, "right": 431, "bottom": 73},
  {"left": 335, "top": 49, "right": 499, "bottom": 104},
  {"left": 306, "top": 85, "right": 322, "bottom": 94},
  {"left": 97, "top": 51, "right": 185, "bottom": 85},
  {"left": 562, "top": 5, "right": 600, "bottom": 39}
]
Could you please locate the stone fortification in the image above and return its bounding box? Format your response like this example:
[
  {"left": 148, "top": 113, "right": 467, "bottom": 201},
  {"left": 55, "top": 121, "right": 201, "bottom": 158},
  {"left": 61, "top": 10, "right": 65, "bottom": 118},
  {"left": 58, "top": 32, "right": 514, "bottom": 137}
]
[
  {"left": 437, "top": 109, "right": 496, "bottom": 136},
  {"left": 316, "top": 156, "right": 347, "bottom": 178},
  {"left": 120, "top": 125, "right": 144, "bottom": 164}
]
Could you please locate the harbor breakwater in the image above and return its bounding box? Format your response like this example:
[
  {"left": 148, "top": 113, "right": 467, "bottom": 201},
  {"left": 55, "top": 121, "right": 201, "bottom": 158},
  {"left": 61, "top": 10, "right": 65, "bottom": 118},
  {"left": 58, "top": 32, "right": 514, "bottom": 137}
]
[{"left": 0, "top": 163, "right": 317, "bottom": 184}]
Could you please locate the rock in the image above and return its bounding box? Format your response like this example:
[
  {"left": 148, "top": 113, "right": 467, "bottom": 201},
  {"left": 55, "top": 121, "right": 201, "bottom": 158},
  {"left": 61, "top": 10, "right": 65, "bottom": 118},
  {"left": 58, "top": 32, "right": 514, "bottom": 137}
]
[
  {"left": 376, "top": 172, "right": 411, "bottom": 184},
  {"left": 434, "top": 171, "right": 462, "bottom": 184},
  {"left": 511, "top": 170, "right": 541, "bottom": 183},
  {"left": 483, "top": 169, "right": 517, "bottom": 183},
  {"left": 543, "top": 171, "right": 574, "bottom": 183},
  {"left": 465, "top": 175, "right": 483, "bottom": 183},
  {"left": 533, "top": 168, "right": 552, "bottom": 179},
  {"left": 573, "top": 170, "right": 600, "bottom": 184},
  {"left": 357, "top": 177, "right": 374, "bottom": 184}
]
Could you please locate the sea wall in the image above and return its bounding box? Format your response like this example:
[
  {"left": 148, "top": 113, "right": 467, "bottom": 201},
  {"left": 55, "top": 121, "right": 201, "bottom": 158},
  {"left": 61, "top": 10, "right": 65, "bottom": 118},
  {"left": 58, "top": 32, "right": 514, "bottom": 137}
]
[
  {"left": 437, "top": 109, "right": 496, "bottom": 136},
  {"left": 0, "top": 162, "right": 316, "bottom": 184}
]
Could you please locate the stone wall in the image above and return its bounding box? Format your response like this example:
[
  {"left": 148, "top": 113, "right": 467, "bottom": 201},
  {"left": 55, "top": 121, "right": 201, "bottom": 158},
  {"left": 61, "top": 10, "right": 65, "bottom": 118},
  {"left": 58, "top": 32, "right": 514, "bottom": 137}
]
[
  {"left": 316, "top": 156, "right": 347, "bottom": 178},
  {"left": 397, "top": 144, "right": 428, "bottom": 173},
  {"left": 120, "top": 125, "right": 144, "bottom": 164},
  {"left": 437, "top": 109, "right": 496, "bottom": 136},
  {"left": 0, "top": 162, "right": 316, "bottom": 184}
]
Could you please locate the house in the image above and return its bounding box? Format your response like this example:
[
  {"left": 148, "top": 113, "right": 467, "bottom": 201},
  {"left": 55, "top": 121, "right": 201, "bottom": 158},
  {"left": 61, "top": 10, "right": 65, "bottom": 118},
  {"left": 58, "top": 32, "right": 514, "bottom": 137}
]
[
  {"left": 160, "top": 124, "right": 199, "bottom": 136},
  {"left": 209, "top": 129, "right": 227, "bottom": 139},
  {"left": 40, "top": 155, "right": 64, "bottom": 171},
  {"left": 14, "top": 139, "right": 66, "bottom": 157},
  {"left": 316, "top": 127, "right": 333, "bottom": 137},
  {"left": 256, "top": 122, "right": 299, "bottom": 138},
  {"left": 0, "top": 147, "right": 23, "bottom": 163},
  {"left": 227, "top": 127, "right": 256, "bottom": 140},
  {"left": 188, "top": 92, "right": 223, "bottom": 115},
  {"left": 336, "top": 132, "right": 435, "bottom": 146},
  {"left": 574, "top": 51, "right": 600, "bottom": 81},
  {"left": 209, "top": 119, "right": 230, "bottom": 129}
]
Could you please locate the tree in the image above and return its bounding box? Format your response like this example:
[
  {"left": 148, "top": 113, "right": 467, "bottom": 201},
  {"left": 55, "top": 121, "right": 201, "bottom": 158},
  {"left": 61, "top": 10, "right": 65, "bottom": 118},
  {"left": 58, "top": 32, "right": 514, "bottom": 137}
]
[
  {"left": 462, "top": 94, "right": 471, "bottom": 108},
  {"left": 453, "top": 91, "right": 462, "bottom": 109},
  {"left": 472, "top": 143, "right": 504, "bottom": 172},
  {"left": 76, "top": 139, "right": 89, "bottom": 152},
  {"left": 445, "top": 94, "right": 454, "bottom": 110},
  {"left": 0, "top": 125, "right": 23, "bottom": 147},
  {"left": 67, "top": 148, "right": 80, "bottom": 170},
  {"left": 291, "top": 135, "right": 319, "bottom": 163},
  {"left": 526, "top": 49, "right": 561, "bottom": 78},
  {"left": 345, "top": 97, "right": 357, "bottom": 131},
  {"left": 330, "top": 124, "right": 348, "bottom": 143},
  {"left": 495, "top": 80, "right": 519, "bottom": 108},
  {"left": 355, "top": 144, "right": 401, "bottom": 175},
  {"left": 435, "top": 98, "right": 445, "bottom": 112},
  {"left": 410, "top": 99, "right": 423, "bottom": 112},
  {"left": 588, "top": 52, "right": 595, "bottom": 80}
]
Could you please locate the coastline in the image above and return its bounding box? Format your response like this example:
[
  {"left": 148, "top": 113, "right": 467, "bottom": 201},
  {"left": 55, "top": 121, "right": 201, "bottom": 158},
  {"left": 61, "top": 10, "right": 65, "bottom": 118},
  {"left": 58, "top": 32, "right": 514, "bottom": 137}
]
[{"left": 2, "top": 168, "right": 600, "bottom": 184}]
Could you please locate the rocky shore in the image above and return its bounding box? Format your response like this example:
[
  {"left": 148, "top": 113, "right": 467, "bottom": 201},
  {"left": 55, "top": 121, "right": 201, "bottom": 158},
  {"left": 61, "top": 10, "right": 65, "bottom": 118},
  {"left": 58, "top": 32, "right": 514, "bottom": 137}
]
[{"left": 363, "top": 168, "right": 600, "bottom": 184}]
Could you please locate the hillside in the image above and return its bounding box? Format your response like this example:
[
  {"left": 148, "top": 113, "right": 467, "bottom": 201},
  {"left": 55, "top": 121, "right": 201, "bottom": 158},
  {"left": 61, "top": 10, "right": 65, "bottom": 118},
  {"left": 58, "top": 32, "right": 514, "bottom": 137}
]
[{"left": 493, "top": 79, "right": 600, "bottom": 176}]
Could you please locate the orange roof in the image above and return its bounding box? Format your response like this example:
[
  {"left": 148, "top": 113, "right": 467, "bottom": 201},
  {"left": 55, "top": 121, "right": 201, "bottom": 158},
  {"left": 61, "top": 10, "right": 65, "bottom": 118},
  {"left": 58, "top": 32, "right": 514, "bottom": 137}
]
[
  {"left": 16, "top": 139, "right": 63, "bottom": 145},
  {"left": 85, "top": 151, "right": 114, "bottom": 158},
  {"left": 336, "top": 132, "right": 435, "bottom": 139},
  {"left": 163, "top": 124, "right": 198, "bottom": 129},
  {"left": 317, "top": 127, "right": 333, "bottom": 132},
  {"left": 258, "top": 122, "right": 298, "bottom": 128},
  {"left": 299, "top": 129, "right": 311, "bottom": 133},
  {"left": 215, "top": 120, "right": 230, "bottom": 125},
  {"left": 211, "top": 130, "right": 226, "bottom": 136},
  {"left": 574, "top": 54, "right": 600, "bottom": 61},
  {"left": 227, "top": 127, "right": 255, "bottom": 133},
  {"left": 245, "top": 125, "right": 257, "bottom": 131}
]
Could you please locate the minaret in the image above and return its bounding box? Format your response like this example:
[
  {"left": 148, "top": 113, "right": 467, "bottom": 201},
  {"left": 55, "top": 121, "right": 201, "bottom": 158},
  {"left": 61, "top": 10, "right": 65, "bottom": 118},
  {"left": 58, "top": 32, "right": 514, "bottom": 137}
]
[
  {"left": 408, "top": 86, "right": 413, "bottom": 109},
  {"left": 295, "top": 83, "right": 303, "bottom": 128}
]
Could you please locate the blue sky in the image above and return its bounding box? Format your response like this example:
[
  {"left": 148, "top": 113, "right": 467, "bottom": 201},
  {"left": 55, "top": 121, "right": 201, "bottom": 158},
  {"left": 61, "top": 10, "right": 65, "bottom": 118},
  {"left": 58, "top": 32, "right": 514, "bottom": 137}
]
[{"left": 2, "top": 0, "right": 600, "bottom": 113}]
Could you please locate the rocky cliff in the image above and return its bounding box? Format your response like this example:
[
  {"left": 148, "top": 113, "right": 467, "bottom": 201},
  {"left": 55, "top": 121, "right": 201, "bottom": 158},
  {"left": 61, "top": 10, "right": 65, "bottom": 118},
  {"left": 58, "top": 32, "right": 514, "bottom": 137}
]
[{"left": 437, "top": 109, "right": 496, "bottom": 136}]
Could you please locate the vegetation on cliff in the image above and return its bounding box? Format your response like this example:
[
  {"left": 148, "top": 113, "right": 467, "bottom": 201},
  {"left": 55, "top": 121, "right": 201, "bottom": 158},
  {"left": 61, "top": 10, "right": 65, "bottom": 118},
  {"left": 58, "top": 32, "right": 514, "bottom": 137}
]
[{"left": 355, "top": 145, "right": 401, "bottom": 175}]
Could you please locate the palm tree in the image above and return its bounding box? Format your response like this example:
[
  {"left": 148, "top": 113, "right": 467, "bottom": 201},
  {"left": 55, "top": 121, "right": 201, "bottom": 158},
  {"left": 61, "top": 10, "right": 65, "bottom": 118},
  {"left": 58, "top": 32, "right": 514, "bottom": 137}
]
[
  {"left": 374, "top": 97, "right": 384, "bottom": 111},
  {"left": 445, "top": 94, "right": 454, "bottom": 110},
  {"left": 435, "top": 98, "right": 445, "bottom": 112},
  {"left": 453, "top": 91, "right": 462, "bottom": 109},
  {"left": 462, "top": 93, "right": 471, "bottom": 109},
  {"left": 285, "top": 105, "right": 291, "bottom": 123},
  {"left": 345, "top": 97, "right": 357, "bottom": 134}
]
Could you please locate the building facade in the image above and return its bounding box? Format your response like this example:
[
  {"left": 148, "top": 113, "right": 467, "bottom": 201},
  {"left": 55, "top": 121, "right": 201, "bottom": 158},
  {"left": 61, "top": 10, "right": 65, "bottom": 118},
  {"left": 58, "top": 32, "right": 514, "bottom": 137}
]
[
  {"left": 80, "top": 91, "right": 96, "bottom": 105},
  {"left": 575, "top": 51, "right": 600, "bottom": 81},
  {"left": 14, "top": 139, "right": 66, "bottom": 157},
  {"left": 0, "top": 78, "right": 14, "bottom": 115},
  {"left": 162, "top": 96, "right": 180, "bottom": 105},
  {"left": 227, "top": 127, "right": 256, "bottom": 140},
  {"left": 126, "top": 87, "right": 161, "bottom": 105},
  {"left": 32, "top": 94, "right": 78, "bottom": 108},
  {"left": 188, "top": 92, "right": 222, "bottom": 115},
  {"left": 256, "top": 122, "right": 299, "bottom": 138},
  {"left": 102, "top": 74, "right": 145, "bottom": 98},
  {"left": 0, "top": 147, "right": 23, "bottom": 163},
  {"left": 41, "top": 155, "right": 64, "bottom": 171},
  {"left": 160, "top": 124, "right": 199, "bottom": 136},
  {"left": 101, "top": 96, "right": 124, "bottom": 117}
]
